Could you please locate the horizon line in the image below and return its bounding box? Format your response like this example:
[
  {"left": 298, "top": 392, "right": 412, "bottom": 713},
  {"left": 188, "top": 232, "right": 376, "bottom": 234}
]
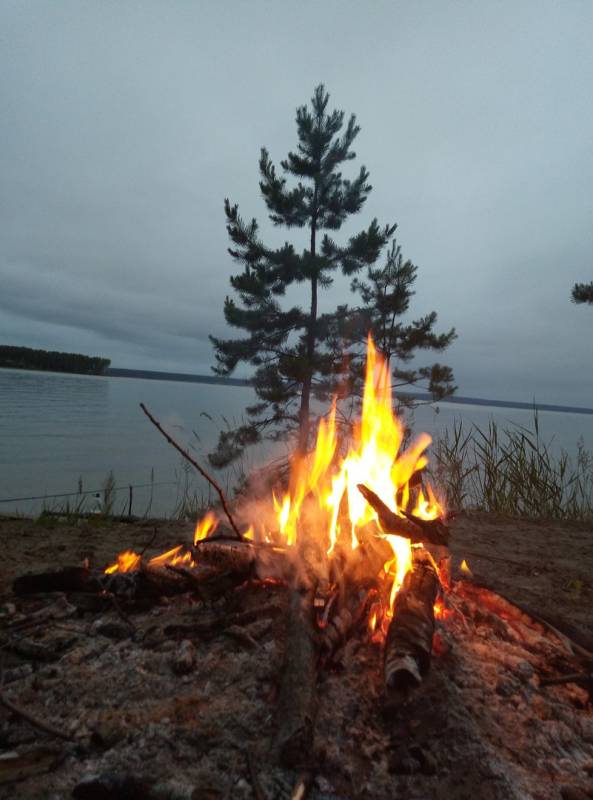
[{"left": 105, "top": 367, "right": 593, "bottom": 416}]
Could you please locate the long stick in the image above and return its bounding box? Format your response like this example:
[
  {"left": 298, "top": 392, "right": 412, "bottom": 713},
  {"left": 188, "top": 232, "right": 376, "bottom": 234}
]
[
  {"left": 0, "top": 689, "right": 75, "bottom": 742},
  {"left": 139, "top": 402, "right": 243, "bottom": 541},
  {"left": 276, "top": 586, "right": 318, "bottom": 767}
]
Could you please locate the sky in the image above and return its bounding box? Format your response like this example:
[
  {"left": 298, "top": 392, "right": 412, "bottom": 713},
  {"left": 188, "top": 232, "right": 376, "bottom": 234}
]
[{"left": 1, "top": 0, "right": 592, "bottom": 406}]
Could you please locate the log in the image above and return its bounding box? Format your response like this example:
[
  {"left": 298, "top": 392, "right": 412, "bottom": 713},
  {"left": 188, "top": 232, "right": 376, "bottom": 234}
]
[
  {"left": 319, "top": 588, "right": 371, "bottom": 660},
  {"left": 357, "top": 484, "right": 449, "bottom": 547},
  {"left": 276, "top": 586, "right": 318, "bottom": 767},
  {"left": 384, "top": 548, "right": 439, "bottom": 694},
  {"left": 12, "top": 567, "right": 92, "bottom": 595},
  {"left": 164, "top": 603, "right": 281, "bottom": 638},
  {"left": 192, "top": 539, "right": 256, "bottom": 573},
  {"left": 342, "top": 526, "right": 393, "bottom": 588},
  {"left": 0, "top": 745, "right": 65, "bottom": 786}
]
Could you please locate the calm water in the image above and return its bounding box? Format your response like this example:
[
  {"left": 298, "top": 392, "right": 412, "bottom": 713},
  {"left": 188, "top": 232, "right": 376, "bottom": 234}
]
[{"left": 1, "top": 368, "right": 591, "bottom": 517}]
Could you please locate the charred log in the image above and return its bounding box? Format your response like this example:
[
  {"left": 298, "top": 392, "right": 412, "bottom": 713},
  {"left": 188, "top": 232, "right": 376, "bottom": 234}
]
[
  {"left": 163, "top": 603, "right": 281, "bottom": 638},
  {"left": 276, "top": 585, "right": 318, "bottom": 767},
  {"left": 13, "top": 566, "right": 92, "bottom": 595},
  {"left": 384, "top": 549, "right": 439, "bottom": 695},
  {"left": 400, "top": 509, "right": 450, "bottom": 547},
  {"left": 343, "top": 525, "right": 393, "bottom": 588},
  {"left": 357, "top": 484, "right": 449, "bottom": 547},
  {"left": 319, "top": 588, "right": 372, "bottom": 661}
]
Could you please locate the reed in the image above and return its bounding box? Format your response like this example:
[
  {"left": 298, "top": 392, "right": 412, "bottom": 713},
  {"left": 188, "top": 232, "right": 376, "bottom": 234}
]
[{"left": 431, "top": 412, "right": 593, "bottom": 521}]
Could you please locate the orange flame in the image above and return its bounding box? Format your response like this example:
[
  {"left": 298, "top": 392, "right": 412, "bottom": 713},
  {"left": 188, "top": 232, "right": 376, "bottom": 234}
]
[
  {"left": 268, "top": 333, "right": 443, "bottom": 631},
  {"left": 194, "top": 511, "right": 218, "bottom": 545},
  {"left": 104, "top": 549, "right": 141, "bottom": 574}
]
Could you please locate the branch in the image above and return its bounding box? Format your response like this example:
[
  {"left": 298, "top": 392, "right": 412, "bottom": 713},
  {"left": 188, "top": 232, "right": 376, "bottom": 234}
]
[
  {"left": 139, "top": 403, "right": 243, "bottom": 541},
  {"left": 0, "top": 672, "right": 75, "bottom": 742}
]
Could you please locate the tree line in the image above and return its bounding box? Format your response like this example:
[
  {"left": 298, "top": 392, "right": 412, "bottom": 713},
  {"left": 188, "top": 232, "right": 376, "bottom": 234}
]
[{"left": 0, "top": 345, "right": 111, "bottom": 375}]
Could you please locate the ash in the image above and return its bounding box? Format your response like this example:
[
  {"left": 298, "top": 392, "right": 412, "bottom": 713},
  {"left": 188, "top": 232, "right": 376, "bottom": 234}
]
[{"left": 1, "top": 579, "right": 592, "bottom": 800}]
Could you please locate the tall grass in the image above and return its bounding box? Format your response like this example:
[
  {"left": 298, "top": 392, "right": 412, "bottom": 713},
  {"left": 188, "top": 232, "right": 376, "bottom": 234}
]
[{"left": 431, "top": 412, "right": 593, "bottom": 521}]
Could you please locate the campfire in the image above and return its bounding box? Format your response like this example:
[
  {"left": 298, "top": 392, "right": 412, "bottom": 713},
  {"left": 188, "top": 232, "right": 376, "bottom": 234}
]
[
  {"left": 4, "top": 336, "right": 593, "bottom": 799},
  {"left": 102, "top": 336, "right": 450, "bottom": 747}
]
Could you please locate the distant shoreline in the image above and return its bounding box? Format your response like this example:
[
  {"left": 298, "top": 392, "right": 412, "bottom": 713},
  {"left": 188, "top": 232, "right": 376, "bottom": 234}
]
[
  {"left": 3, "top": 364, "right": 592, "bottom": 416},
  {"left": 105, "top": 367, "right": 593, "bottom": 416}
]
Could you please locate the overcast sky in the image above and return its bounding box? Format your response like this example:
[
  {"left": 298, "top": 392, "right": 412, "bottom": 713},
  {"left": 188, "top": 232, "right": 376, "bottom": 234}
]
[{"left": 1, "top": 1, "right": 592, "bottom": 405}]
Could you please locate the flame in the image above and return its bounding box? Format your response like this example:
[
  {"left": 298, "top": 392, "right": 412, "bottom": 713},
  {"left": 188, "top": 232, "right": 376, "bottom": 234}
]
[
  {"left": 104, "top": 549, "right": 141, "bottom": 574},
  {"left": 194, "top": 511, "right": 218, "bottom": 545},
  {"left": 148, "top": 545, "right": 194, "bottom": 569},
  {"left": 460, "top": 558, "right": 473, "bottom": 577},
  {"left": 267, "top": 333, "right": 443, "bottom": 632}
]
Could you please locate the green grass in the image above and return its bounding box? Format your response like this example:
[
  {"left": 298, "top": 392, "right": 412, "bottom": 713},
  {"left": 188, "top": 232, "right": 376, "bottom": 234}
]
[{"left": 430, "top": 412, "right": 593, "bottom": 521}]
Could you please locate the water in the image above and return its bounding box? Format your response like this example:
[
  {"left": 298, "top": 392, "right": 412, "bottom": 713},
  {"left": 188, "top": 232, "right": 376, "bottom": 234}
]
[{"left": 1, "top": 368, "right": 591, "bottom": 518}]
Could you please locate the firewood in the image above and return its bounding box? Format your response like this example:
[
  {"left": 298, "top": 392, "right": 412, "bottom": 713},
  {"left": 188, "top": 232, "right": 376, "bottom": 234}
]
[
  {"left": 0, "top": 745, "right": 66, "bottom": 786},
  {"left": 192, "top": 539, "right": 256, "bottom": 573},
  {"left": 384, "top": 548, "right": 439, "bottom": 694},
  {"left": 342, "top": 526, "right": 393, "bottom": 588},
  {"left": 276, "top": 585, "right": 318, "bottom": 767},
  {"left": 400, "top": 508, "right": 450, "bottom": 547},
  {"left": 12, "top": 566, "right": 92, "bottom": 595},
  {"left": 164, "top": 603, "right": 281, "bottom": 638},
  {"left": 357, "top": 484, "right": 449, "bottom": 546},
  {"left": 319, "top": 588, "right": 371, "bottom": 660}
]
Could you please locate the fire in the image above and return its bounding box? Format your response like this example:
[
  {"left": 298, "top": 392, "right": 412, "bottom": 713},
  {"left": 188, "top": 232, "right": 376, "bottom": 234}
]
[
  {"left": 268, "top": 334, "right": 443, "bottom": 632},
  {"left": 194, "top": 510, "right": 218, "bottom": 545},
  {"left": 104, "top": 510, "right": 219, "bottom": 575},
  {"left": 104, "top": 335, "right": 444, "bottom": 633},
  {"left": 104, "top": 549, "right": 141, "bottom": 574},
  {"left": 148, "top": 545, "right": 194, "bottom": 569}
]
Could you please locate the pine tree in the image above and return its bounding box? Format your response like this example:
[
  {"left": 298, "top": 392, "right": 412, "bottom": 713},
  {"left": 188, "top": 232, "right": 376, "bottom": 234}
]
[
  {"left": 347, "top": 238, "right": 457, "bottom": 405},
  {"left": 210, "top": 84, "right": 395, "bottom": 466},
  {"left": 571, "top": 282, "right": 593, "bottom": 305}
]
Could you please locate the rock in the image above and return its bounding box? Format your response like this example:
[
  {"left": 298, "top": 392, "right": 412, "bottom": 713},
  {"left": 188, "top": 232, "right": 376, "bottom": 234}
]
[
  {"left": 172, "top": 640, "right": 196, "bottom": 675},
  {"left": 93, "top": 619, "right": 132, "bottom": 640}
]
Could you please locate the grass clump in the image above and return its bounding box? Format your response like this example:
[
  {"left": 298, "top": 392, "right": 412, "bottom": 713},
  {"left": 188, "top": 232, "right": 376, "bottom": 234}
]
[{"left": 431, "top": 412, "right": 593, "bottom": 521}]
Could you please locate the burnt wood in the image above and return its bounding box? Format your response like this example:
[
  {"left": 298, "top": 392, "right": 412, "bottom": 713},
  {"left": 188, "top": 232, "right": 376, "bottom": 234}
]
[
  {"left": 13, "top": 566, "right": 92, "bottom": 595},
  {"left": 384, "top": 548, "right": 439, "bottom": 694},
  {"left": 276, "top": 586, "right": 318, "bottom": 767},
  {"left": 357, "top": 484, "right": 449, "bottom": 546}
]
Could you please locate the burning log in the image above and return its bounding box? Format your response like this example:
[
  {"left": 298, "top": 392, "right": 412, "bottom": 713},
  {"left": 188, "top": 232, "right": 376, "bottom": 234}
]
[
  {"left": 319, "top": 588, "right": 372, "bottom": 660},
  {"left": 384, "top": 548, "right": 439, "bottom": 695},
  {"left": 276, "top": 584, "right": 318, "bottom": 767},
  {"left": 193, "top": 538, "right": 257, "bottom": 573},
  {"left": 357, "top": 484, "right": 449, "bottom": 547}
]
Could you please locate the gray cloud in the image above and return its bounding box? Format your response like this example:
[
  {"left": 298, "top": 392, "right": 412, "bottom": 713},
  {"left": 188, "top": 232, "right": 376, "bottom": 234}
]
[{"left": 1, "top": 0, "right": 592, "bottom": 403}]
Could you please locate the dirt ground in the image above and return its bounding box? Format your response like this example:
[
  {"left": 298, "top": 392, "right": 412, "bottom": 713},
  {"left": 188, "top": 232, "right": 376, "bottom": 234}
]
[
  {"left": 1, "top": 510, "right": 592, "bottom": 641},
  {"left": 1, "top": 511, "right": 593, "bottom": 799}
]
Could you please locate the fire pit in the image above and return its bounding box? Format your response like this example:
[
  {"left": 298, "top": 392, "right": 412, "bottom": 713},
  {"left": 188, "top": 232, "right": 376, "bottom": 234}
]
[{"left": 2, "top": 338, "right": 592, "bottom": 799}]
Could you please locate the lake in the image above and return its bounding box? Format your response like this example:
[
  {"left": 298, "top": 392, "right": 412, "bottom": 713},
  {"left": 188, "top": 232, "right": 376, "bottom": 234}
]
[{"left": 1, "top": 368, "right": 591, "bottom": 518}]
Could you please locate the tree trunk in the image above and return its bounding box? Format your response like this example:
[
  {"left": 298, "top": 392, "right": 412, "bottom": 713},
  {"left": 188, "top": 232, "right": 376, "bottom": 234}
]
[{"left": 297, "top": 189, "right": 318, "bottom": 456}]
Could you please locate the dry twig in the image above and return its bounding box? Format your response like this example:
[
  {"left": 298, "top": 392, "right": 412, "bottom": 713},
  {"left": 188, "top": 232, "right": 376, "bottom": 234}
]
[
  {"left": 139, "top": 402, "right": 243, "bottom": 541},
  {"left": 0, "top": 667, "right": 76, "bottom": 742}
]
